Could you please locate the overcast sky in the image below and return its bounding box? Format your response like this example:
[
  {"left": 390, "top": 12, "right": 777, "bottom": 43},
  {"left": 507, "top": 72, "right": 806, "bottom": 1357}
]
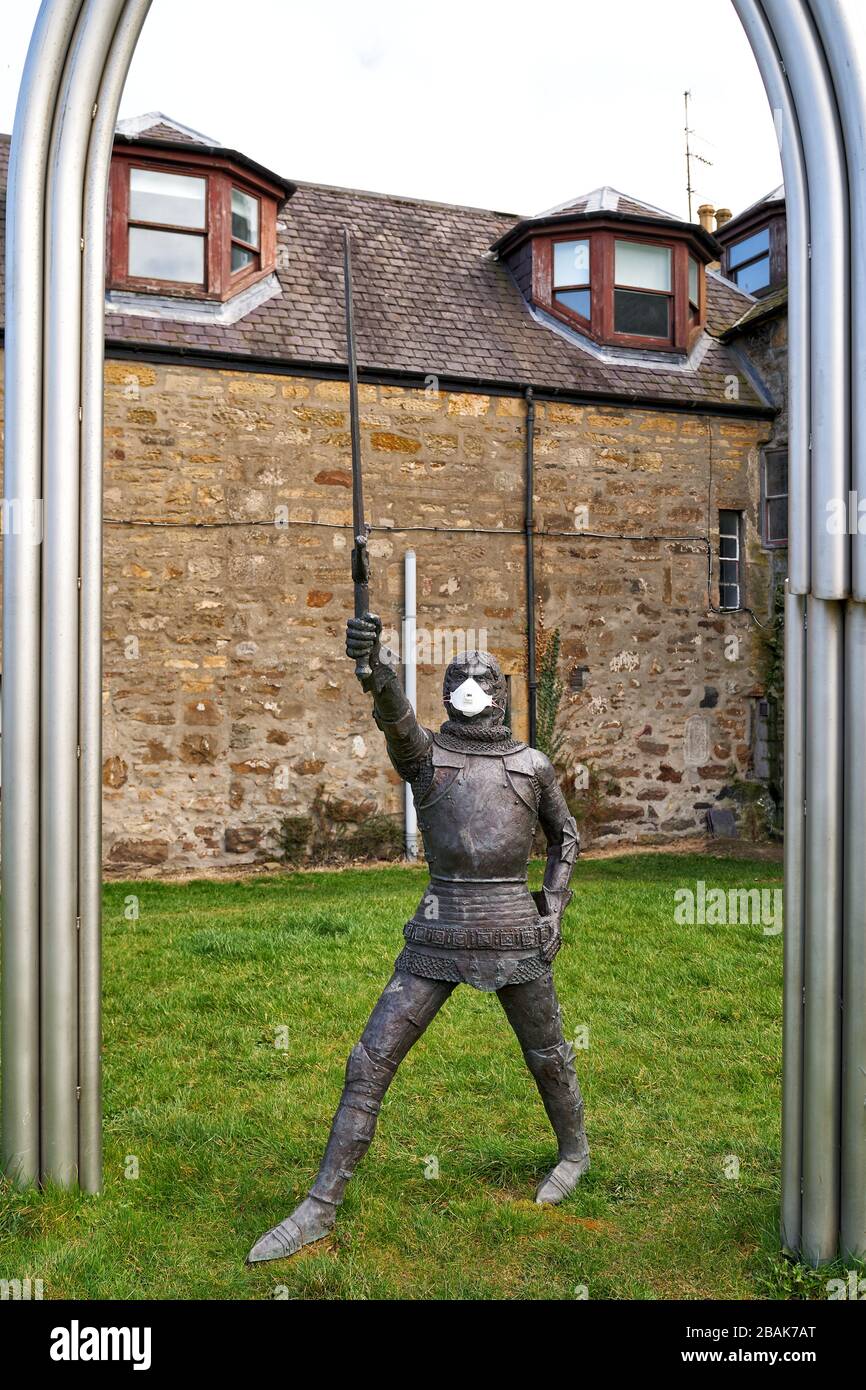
[{"left": 0, "top": 0, "right": 783, "bottom": 220}]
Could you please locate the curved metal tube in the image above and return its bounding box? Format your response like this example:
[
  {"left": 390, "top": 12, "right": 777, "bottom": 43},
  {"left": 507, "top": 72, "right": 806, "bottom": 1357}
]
[
  {"left": 802, "top": 596, "right": 844, "bottom": 1266},
  {"left": 40, "top": 0, "right": 128, "bottom": 1185},
  {"left": 731, "top": 0, "right": 812, "bottom": 1257},
  {"left": 1, "top": 0, "right": 85, "bottom": 1189},
  {"left": 781, "top": 585, "right": 806, "bottom": 1254},
  {"left": 78, "top": 0, "right": 153, "bottom": 1195},
  {"left": 842, "top": 602, "right": 866, "bottom": 1259},
  {"left": 809, "top": 0, "right": 866, "bottom": 599},
  {"left": 730, "top": 0, "right": 811, "bottom": 596},
  {"left": 808, "top": 0, "right": 866, "bottom": 1262},
  {"left": 763, "top": 0, "right": 850, "bottom": 601}
]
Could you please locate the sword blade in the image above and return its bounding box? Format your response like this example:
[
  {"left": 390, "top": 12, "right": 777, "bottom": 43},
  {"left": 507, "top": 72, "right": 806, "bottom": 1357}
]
[{"left": 343, "top": 229, "right": 371, "bottom": 678}]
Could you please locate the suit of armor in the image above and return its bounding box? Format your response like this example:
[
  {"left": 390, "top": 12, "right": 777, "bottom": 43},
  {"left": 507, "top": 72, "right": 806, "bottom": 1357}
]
[{"left": 247, "top": 619, "right": 589, "bottom": 1264}]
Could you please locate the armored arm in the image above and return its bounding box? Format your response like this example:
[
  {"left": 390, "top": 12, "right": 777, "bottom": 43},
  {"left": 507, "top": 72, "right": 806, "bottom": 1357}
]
[
  {"left": 533, "top": 755, "right": 579, "bottom": 958},
  {"left": 346, "top": 613, "right": 431, "bottom": 781}
]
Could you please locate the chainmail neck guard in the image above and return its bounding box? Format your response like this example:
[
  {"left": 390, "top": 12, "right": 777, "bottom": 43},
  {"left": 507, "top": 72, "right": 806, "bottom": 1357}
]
[{"left": 436, "top": 720, "right": 525, "bottom": 754}]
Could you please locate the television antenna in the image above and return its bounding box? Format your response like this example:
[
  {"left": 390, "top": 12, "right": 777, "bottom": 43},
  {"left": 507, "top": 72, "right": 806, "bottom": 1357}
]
[{"left": 684, "top": 90, "right": 714, "bottom": 220}]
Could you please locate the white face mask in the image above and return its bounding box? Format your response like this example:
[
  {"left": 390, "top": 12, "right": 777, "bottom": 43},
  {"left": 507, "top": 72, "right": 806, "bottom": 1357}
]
[{"left": 449, "top": 676, "right": 494, "bottom": 717}]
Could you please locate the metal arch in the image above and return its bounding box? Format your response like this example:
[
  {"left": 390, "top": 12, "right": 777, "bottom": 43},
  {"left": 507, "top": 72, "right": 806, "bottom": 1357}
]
[
  {"left": 2, "top": 0, "right": 151, "bottom": 1191},
  {"left": 0, "top": 0, "right": 865, "bottom": 1268}
]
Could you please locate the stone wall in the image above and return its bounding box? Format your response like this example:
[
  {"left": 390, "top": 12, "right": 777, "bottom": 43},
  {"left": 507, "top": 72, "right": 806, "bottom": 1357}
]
[{"left": 0, "top": 352, "right": 775, "bottom": 872}]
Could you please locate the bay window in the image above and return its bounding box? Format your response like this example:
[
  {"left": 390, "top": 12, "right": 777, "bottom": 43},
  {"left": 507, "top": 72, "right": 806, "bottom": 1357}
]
[
  {"left": 530, "top": 222, "right": 708, "bottom": 352},
  {"left": 109, "top": 147, "right": 284, "bottom": 301}
]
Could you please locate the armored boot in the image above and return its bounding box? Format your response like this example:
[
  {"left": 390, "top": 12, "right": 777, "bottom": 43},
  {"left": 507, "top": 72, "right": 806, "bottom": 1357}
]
[
  {"left": 247, "top": 1040, "right": 397, "bottom": 1264},
  {"left": 523, "top": 1038, "right": 590, "bottom": 1204},
  {"left": 248, "top": 971, "right": 454, "bottom": 1265}
]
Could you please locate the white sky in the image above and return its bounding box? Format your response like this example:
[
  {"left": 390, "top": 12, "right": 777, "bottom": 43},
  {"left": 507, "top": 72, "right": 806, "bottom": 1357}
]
[{"left": 0, "top": 0, "right": 782, "bottom": 220}]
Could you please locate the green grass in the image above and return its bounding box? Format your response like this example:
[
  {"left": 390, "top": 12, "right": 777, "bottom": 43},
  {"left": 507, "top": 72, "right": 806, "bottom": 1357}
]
[{"left": 0, "top": 851, "right": 850, "bottom": 1300}]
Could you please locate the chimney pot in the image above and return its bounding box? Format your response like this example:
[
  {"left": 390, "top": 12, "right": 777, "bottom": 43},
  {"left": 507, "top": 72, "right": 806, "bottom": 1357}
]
[
  {"left": 697, "top": 202, "right": 716, "bottom": 233},
  {"left": 715, "top": 207, "right": 733, "bottom": 228}
]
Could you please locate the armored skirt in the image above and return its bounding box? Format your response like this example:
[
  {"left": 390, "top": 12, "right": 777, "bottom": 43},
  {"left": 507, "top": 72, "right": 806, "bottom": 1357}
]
[{"left": 395, "top": 877, "right": 555, "bottom": 991}]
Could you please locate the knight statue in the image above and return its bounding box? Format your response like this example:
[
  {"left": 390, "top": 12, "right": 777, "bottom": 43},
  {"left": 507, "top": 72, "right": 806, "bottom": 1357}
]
[{"left": 247, "top": 614, "right": 588, "bottom": 1263}]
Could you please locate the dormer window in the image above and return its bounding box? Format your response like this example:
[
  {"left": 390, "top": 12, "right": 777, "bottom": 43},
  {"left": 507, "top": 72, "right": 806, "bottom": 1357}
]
[
  {"left": 727, "top": 227, "right": 771, "bottom": 294},
  {"left": 715, "top": 190, "right": 786, "bottom": 299},
  {"left": 108, "top": 135, "right": 291, "bottom": 302},
  {"left": 496, "top": 196, "right": 716, "bottom": 356}
]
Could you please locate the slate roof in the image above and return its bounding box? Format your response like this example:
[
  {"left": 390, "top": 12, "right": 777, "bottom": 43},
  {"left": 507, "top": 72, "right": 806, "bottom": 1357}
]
[
  {"left": 536, "top": 185, "right": 682, "bottom": 221},
  {"left": 705, "top": 269, "right": 758, "bottom": 336},
  {"left": 719, "top": 282, "right": 788, "bottom": 340},
  {"left": 0, "top": 125, "right": 769, "bottom": 414},
  {"left": 114, "top": 112, "right": 222, "bottom": 146}
]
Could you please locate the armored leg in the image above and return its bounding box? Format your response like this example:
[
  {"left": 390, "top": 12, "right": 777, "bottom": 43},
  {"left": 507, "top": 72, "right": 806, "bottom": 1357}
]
[
  {"left": 497, "top": 971, "right": 590, "bottom": 1204},
  {"left": 247, "top": 971, "right": 455, "bottom": 1263}
]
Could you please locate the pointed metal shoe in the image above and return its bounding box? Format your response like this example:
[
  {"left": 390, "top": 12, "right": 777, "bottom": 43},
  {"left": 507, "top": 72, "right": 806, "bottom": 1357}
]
[
  {"left": 246, "top": 1196, "right": 336, "bottom": 1265},
  {"left": 535, "top": 1150, "right": 590, "bottom": 1205}
]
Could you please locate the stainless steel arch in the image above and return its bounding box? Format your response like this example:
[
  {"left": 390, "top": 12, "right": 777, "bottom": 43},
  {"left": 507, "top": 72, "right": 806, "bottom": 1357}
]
[
  {"left": 1, "top": 0, "right": 865, "bottom": 1268},
  {"left": 734, "top": 0, "right": 866, "bottom": 1266},
  {"left": 2, "top": 0, "right": 150, "bottom": 1192}
]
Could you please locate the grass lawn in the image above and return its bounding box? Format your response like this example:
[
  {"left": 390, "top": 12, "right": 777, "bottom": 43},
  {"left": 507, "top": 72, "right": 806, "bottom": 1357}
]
[{"left": 0, "top": 850, "right": 846, "bottom": 1300}]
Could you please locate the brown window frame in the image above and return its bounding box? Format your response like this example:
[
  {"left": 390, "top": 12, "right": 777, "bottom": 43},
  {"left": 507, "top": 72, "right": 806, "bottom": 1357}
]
[
  {"left": 229, "top": 185, "right": 262, "bottom": 279},
  {"left": 611, "top": 234, "right": 675, "bottom": 347},
  {"left": 109, "top": 147, "right": 281, "bottom": 302},
  {"left": 532, "top": 221, "right": 706, "bottom": 353},
  {"left": 550, "top": 235, "right": 592, "bottom": 326}
]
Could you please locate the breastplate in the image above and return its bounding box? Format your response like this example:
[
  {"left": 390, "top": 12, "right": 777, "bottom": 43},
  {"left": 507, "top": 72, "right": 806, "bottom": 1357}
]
[{"left": 413, "top": 737, "right": 539, "bottom": 881}]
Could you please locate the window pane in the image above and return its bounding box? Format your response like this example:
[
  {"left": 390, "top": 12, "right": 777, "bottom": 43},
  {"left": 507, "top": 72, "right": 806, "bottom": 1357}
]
[
  {"left": 553, "top": 239, "right": 589, "bottom": 287},
  {"left": 232, "top": 188, "right": 259, "bottom": 247},
  {"left": 765, "top": 451, "right": 787, "bottom": 497},
  {"left": 129, "top": 227, "right": 205, "bottom": 283},
  {"left": 729, "top": 226, "right": 770, "bottom": 269},
  {"left": 554, "top": 288, "right": 591, "bottom": 319},
  {"left": 734, "top": 255, "right": 771, "bottom": 294},
  {"left": 614, "top": 288, "right": 670, "bottom": 338},
  {"left": 231, "top": 243, "right": 257, "bottom": 273},
  {"left": 614, "top": 240, "right": 671, "bottom": 291},
  {"left": 767, "top": 496, "right": 787, "bottom": 543},
  {"left": 719, "top": 534, "right": 739, "bottom": 559},
  {"left": 129, "top": 168, "right": 206, "bottom": 228},
  {"left": 689, "top": 256, "right": 699, "bottom": 307}
]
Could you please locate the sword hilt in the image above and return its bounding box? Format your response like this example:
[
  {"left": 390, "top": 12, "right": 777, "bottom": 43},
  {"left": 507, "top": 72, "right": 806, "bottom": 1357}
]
[{"left": 352, "top": 535, "right": 372, "bottom": 681}]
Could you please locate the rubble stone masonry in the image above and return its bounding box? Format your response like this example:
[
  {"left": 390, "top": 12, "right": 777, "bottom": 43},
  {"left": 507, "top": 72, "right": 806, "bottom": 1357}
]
[{"left": 0, "top": 353, "right": 775, "bottom": 872}]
